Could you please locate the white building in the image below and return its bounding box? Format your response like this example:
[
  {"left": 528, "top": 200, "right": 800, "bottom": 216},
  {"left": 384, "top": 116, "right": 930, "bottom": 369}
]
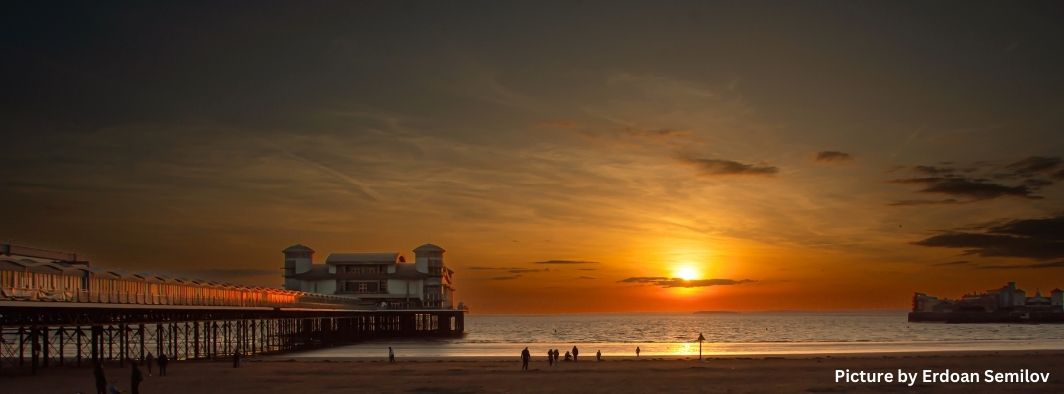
[{"left": 281, "top": 243, "right": 455, "bottom": 309}]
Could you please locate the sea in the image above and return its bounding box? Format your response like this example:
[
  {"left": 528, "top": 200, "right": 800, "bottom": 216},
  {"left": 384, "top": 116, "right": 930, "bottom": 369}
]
[{"left": 289, "top": 311, "right": 1064, "bottom": 358}]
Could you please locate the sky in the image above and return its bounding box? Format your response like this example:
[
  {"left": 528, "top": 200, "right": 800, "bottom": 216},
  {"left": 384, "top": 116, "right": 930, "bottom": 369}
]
[{"left": 2, "top": 1, "right": 1064, "bottom": 313}]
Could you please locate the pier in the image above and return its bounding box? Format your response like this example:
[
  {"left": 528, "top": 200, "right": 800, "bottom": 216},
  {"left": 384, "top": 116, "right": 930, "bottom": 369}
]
[{"left": 0, "top": 246, "right": 464, "bottom": 375}]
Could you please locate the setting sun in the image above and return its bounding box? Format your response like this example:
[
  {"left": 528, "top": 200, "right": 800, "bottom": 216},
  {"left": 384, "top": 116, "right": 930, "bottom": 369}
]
[{"left": 675, "top": 265, "right": 701, "bottom": 281}]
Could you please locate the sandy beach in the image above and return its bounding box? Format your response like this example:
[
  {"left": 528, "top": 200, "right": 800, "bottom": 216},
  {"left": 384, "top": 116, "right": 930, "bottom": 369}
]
[{"left": 6, "top": 351, "right": 1064, "bottom": 393}]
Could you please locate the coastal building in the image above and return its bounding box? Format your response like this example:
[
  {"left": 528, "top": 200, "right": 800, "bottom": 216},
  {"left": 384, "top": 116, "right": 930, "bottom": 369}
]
[
  {"left": 281, "top": 243, "right": 456, "bottom": 309},
  {"left": 911, "top": 282, "right": 1064, "bottom": 323}
]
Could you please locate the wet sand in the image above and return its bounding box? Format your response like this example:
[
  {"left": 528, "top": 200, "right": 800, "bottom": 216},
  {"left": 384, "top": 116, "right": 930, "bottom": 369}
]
[{"left": 6, "top": 351, "right": 1064, "bottom": 393}]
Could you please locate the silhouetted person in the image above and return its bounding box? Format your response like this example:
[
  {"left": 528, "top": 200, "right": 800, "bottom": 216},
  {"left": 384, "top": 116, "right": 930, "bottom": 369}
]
[
  {"left": 636, "top": 346, "right": 641, "bottom": 358},
  {"left": 389, "top": 346, "right": 395, "bottom": 363},
  {"left": 520, "top": 347, "right": 530, "bottom": 371},
  {"left": 546, "top": 349, "right": 553, "bottom": 366},
  {"left": 553, "top": 349, "right": 559, "bottom": 364},
  {"left": 145, "top": 352, "right": 154, "bottom": 376},
  {"left": 596, "top": 350, "right": 602, "bottom": 362},
  {"left": 131, "top": 364, "right": 143, "bottom": 394},
  {"left": 564, "top": 351, "right": 572, "bottom": 362},
  {"left": 94, "top": 361, "right": 108, "bottom": 394},
  {"left": 233, "top": 349, "right": 241, "bottom": 368},
  {"left": 572, "top": 346, "right": 579, "bottom": 362},
  {"left": 31, "top": 340, "right": 40, "bottom": 375},
  {"left": 157, "top": 353, "right": 168, "bottom": 376}
]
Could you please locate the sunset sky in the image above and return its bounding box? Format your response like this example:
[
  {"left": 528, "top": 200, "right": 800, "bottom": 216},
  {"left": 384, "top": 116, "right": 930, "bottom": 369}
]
[{"left": 3, "top": 2, "right": 1064, "bottom": 313}]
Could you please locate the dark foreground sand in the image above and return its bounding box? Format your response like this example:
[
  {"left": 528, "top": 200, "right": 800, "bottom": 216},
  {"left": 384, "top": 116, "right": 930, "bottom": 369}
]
[{"left": 5, "top": 351, "right": 1064, "bottom": 393}]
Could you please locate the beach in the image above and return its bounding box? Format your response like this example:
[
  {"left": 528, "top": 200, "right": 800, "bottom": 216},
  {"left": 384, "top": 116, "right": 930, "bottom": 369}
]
[{"left": 7, "top": 351, "right": 1064, "bottom": 393}]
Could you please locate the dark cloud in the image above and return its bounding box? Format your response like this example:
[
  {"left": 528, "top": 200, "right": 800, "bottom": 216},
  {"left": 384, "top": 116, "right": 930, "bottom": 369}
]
[
  {"left": 576, "top": 276, "right": 597, "bottom": 280},
  {"left": 1006, "top": 156, "right": 1062, "bottom": 177},
  {"left": 890, "top": 158, "right": 1059, "bottom": 204},
  {"left": 931, "top": 260, "right": 973, "bottom": 267},
  {"left": 469, "top": 266, "right": 548, "bottom": 273},
  {"left": 887, "top": 199, "right": 961, "bottom": 206},
  {"left": 815, "top": 151, "right": 853, "bottom": 163},
  {"left": 913, "top": 215, "right": 1064, "bottom": 260},
  {"left": 508, "top": 268, "right": 549, "bottom": 274},
  {"left": 912, "top": 165, "right": 956, "bottom": 175},
  {"left": 679, "top": 157, "right": 778, "bottom": 176},
  {"left": 488, "top": 275, "right": 522, "bottom": 281},
  {"left": 577, "top": 268, "right": 597, "bottom": 271},
  {"left": 533, "top": 260, "right": 599, "bottom": 265},
  {"left": 889, "top": 177, "right": 1041, "bottom": 202},
  {"left": 618, "top": 277, "right": 755, "bottom": 288},
  {"left": 976, "top": 261, "right": 1064, "bottom": 270}
]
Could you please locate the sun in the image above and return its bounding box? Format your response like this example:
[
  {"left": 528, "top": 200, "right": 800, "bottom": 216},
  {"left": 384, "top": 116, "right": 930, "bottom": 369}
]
[{"left": 675, "top": 265, "right": 701, "bottom": 281}]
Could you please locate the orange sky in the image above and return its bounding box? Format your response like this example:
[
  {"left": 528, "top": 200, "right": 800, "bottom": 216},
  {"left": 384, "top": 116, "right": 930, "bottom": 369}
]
[{"left": 3, "top": 3, "right": 1064, "bottom": 313}]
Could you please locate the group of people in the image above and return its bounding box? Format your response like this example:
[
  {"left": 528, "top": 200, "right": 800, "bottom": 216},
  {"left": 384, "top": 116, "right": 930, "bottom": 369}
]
[
  {"left": 522, "top": 345, "right": 612, "bottom": 370},
  {"left": 93, "top": 352, "right": 170, "bottom": 394}
]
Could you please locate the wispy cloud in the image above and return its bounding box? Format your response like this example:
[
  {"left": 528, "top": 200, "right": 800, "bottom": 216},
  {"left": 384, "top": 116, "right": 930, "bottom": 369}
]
[
  {"left": 976, "top": 261, "right": 1064, "bottom": 270},
  {"left": 533, "top": 260, "right": 599, "bottom": 265},
  {"left": 618, "top": 277, "right": 755, "bottom": 288},
  {"left": 678, "top": 157, "right": 778, "bottom": 177},
  {"left": 815, "top": 151, "right": 853, "bottom": 163},
  {"left": 931, "top": 260, "right": 973, "bottom": 267}
]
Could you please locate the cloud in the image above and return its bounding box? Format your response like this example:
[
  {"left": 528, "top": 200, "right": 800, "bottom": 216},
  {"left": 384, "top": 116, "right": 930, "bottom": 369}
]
[
  {"left": 488, "top": 275, "right": 522, "bottom": 281},
  {"left": 679, "top": 157, "right": 778, "bottom": 176},
  {"left": 913, "top": 215, "right": 1064, "bottom": 259},
  {"left": 508, "top": 268, "right": 549, "bottom": 274},
  {"left": 1006, "top": 156, "right": 1061, "bottom": 177},
  {"left": 931, "top": 260, "right": 973, "bottom": 267},
  {"left": 618, "top": 277, "right": 755, "bottom": 288},
  {"left": 890, "top": 158, "right": 1059, "bottom": 204},
  {"left": 815, "top": 151, "right": 853, "bottom": 163},
  {"left": 976, "top": 261, "right": 1064, "bottom": 270},
  {"left": 889, "top": 176, "right": 1041, "bottom": 202},
  {"left": 576, "top": 276, "right": 597, "bottom": 280},
  {"left": 469, "top": 266, "right": 548, "bottom": 274},
  {"left": 912, "top": 165, "right": 957, "bottom": 175},
  {"left": 533, "top": 260, "right": 599, "bottom": 265},
  {"left": 887, "top": 199, "right": 962, "bottom": 206}
]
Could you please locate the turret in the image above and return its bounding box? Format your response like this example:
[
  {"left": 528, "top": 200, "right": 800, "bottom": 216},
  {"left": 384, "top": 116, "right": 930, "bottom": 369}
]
[
  {"left": 413, "top": 243, "right": 445, "bottom": 275},
  {"left": 282, "top": 244, "right": 314, "bottom": 289}
]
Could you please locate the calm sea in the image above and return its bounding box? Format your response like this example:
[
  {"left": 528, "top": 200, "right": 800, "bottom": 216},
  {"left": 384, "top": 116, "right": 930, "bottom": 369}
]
[{"left": 289, "top": 311, "right": 1064, "bottom": 358}]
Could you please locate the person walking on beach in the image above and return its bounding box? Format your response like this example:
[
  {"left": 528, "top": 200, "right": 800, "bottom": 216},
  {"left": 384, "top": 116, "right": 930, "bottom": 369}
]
[
  {"left": 520, "top": 347, "right": 531, "bottom": 371},
  {"left": 388, "top": 346, "right": 395, "bottom": 363},
  {"left": 572, "top": 346, "right": 579, "bottom": 362},
  {"left": 233, "top": 348, "right": 241, "bottom": 368},
  {"left": 94, "top": 361, "right": 108, "bottom": 394},
  {"left": 636, "top": 346, "right": 641, "bottom": 358},
  {"left": 564, "top": 351, "right": 572, "bottom": 362},
  {"left": 596, "top": 350, "right": 601, "bottom": 362},
  {"left": 131, "top": 363, "right": 143, "bottom": 394},
  {"left": 145, "top": 352, "right": 154, "bottom": 376},
  {"left": 546, "top": 349, "right": 553, "bottom": 366},
  {"left": 157, "top": 353, "right": 168, "bottom": 376}
]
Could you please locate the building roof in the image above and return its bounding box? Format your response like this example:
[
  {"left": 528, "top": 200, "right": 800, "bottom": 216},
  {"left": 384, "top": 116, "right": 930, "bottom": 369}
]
[
  {"left": 290, "top": 264, "right": 333, "bottom": 280},
  {"left": 283, "top": 244, "right": 315, "bottom": 253},
  {"left": 326, "top": 252, "right": 402, "bottom": 265},
  {"left": 413, "top": 243, "right": 445, "bottom": 253},
  {"left": 391, "top": 263, "right": 430, "bottom": 280}
]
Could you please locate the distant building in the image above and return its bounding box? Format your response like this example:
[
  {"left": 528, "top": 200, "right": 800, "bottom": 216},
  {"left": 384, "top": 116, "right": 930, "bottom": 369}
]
[
  {"left": 281, "top": 243, "right": 455, "bottom": 309},
  {"left": 912, "top": 282, "right": 1064, "bottom": 313}
]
